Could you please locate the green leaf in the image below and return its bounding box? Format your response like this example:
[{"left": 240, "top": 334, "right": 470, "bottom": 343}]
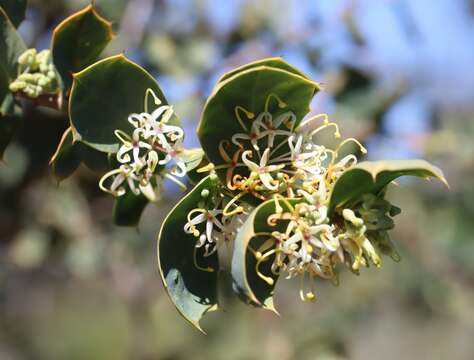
[
  {"left": 217, "top": 57, "right": 310, "bottom": 84},
  {"left": 113, "top": 191, "right": 148, "bottom": 227},
  {"left": 49, "top": 127, "right": 81, "bottom": 181},
  {"left": 157, "top": 175, "right": 219, "bottom": 332},
  {"left": 77, "top": 141, "right": 110, "bottom": 173},
  {"left": 0, "top": 0, "right": 27, "bottom": 28},
  {"left": 0, "top": 6, "right": 26, "bottom": 100},
  {"left": 328, "top": 159, "right": 448, "bottom": 215},
  {"left": 197, "top": 60, "right": 319, "bottom": 184},
  {"left": 50, "top": 127, "right": 112, "bottom": 181},
  {"left": 69, "top": 54, "right": 169, "bottom": 153},
  {"left": 51, "top": 4, "right": 113, "bottom": 90},
  {"left": 231, "top": 197, "right": 298, "bottom": 311}
]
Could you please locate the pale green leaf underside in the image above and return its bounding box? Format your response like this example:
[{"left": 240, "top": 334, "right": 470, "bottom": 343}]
[{"left": 157, "top": 175, "right": 218, "bottom": 332}]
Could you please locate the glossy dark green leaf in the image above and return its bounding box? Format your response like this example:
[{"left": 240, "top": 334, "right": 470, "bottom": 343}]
[
  {"left": 0, "top": 6, "right": 26, "bottom": 100},
  {"left": 49, "top": 127, "right": 81, "bottom": 181},
  {"left": 197, "top": 61, "right": 319, "bottom": 184},
  {"left": 113, "top": 191, "right": 148, "bottom": 227},
  {"left": 231, "top": 197, "right": 299, "bottom": 311},
  {"left": 328, "top": 160, "right": 448, "bottom": 215},
  {"left": 51, "top": 4, "right": 113, "bottom": 90},
  {"left": 0, "top": 0, "right": 27, "bottom": 28},
  {"left": 217, "top": 57, "right": 309, "bottom": 84},
  {"left": 69, "top": 55, "right": 168, "bottom": 153},
  {"left": 157, "top": 175, "right": 219, "bottom": 332}
]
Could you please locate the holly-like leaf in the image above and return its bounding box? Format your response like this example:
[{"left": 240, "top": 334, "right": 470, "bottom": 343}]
[
  {"left": 197, "top": 59, "right": 319, "bottom": 185},
  {"left": 51, "top": 4, "right": 113, "bottom": 90},
  {"left": 69, "top": 55, "right": 169, "bottom": 153},
  {"left": 113, "top": 191, "right": 148, "bottom": 227},
  {"left": 217, "top": 57, "right": 309, "bottom": 84},
  {"left": 328, "top": 159, "right": 448, "bottom": 215},
  {"left": 0, "top": 0, "right": 27, "bottom": 28},
  {"left": 157, "top": 175, "right": 219, "bottom": 332},
  {"left": 49, "top": 127, "right": 81, "bottom": 181},
  {"left": 231, "top": 197, "right": 298, "bottom": 311},
  {"left": 0, "top": 6, "right": 26, "bottom": 101}
]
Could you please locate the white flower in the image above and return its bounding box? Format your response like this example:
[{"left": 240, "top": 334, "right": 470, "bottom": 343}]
[
  {"left": 158, "top": 142, "right": 187, "bottom": 177},
  {"left": 241, "top": 148, "right": 284, "bottom": 191},
  {"left": 184, "top": 207, "right": 225, "bottom": 256},
  {"left": 115, "top": 128, "right": 151, "bottom": 165}
]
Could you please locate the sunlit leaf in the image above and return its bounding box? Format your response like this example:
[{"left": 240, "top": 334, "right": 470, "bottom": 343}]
[
  {"left": 217, "top": 57, "right": 310, "bottom": 84},
  {"left": 51, "top": 4, "right": 113, "bottom": 90},
  {"left": 49, "top": 127, "right": 81, "bottom": 181},
  {"left": 232, "top": 197, "right": 299, "bottom": 311},
  {"left": 157, "top": 175, "right": 219, "bottom": 332},
  {"left": 69, "top": 55, "right": 169, "bottom": 153},
  {"left": 198, "top": 59, "right": 319, "bottom": 187},
  {"left": 328, "top": 159, "right": 448, "bottom": 215}
]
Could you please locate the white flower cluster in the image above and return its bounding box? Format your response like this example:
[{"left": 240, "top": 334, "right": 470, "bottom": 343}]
[
  {"left": 9, "top": 49, "right": 59, "bottom": 98},
  {"left": 182, "top": 93, "right": 402, "bottom": 303},
  {"left": 99, "top": 89, "right": 186, "bottom": 202},
  {"left": 258, "top": 191, "right": 400, "bottom": 302},
  {"left": 184, "top": 176, "right": 248, "bottom": 259}
]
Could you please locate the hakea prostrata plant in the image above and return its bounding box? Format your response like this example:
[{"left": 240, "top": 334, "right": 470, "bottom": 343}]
[
  {"left": 0, "top": 3, "right": 449, "bottom": 334},
  {"left": 157, "top": 58, "right": 447, "bottom": 332}
]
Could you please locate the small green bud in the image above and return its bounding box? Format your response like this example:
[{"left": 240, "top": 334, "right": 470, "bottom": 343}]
[
  {"left": 342, "top": 209, "right": 364, "bottom": 227},
  {"left": 47, "top": 70, "right": 56, "bottom": 79},
  {"left": 37, "top": 77, "right": 50, "bottom": 87},
  {"left": 201, "top": 189, "right": 210, "bottom": 198},
  {"left": 9, "top": 80, "right": 27, "bottom": 92},
  {"left": 18, "top": 49, "right": 36, "bottom": 65},
  {"left": 18, "top": 73, "right": 36, "bottom": 82},
  {"left": 209, "top": 173, "right": 218, "bottom": 182}
]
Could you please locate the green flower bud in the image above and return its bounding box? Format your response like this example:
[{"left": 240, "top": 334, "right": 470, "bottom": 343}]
[
  {"left": 201, "top": 189, "right": 210, "bottom": 198},
  {"left": 9, "top": 80, "right": 27, "bottom": 92},
  {"left": 37, "top": 77, "right": 50, "bottom": 87},
  {"left": 18, "top": 49, "right": 36, "bottom": 65},
  {"left": 342, "top": 209, "right": 364, "bottom": 227}
]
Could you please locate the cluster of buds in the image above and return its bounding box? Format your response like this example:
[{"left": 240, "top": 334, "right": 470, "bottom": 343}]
[
  {"left": 185, "top": 93, "right": 403, "bottom": 302},
  {"left": 100, "top": 89, "right": 187, "bottom": 202},
  {"left": 9, "top": 49, "right": 59, "bottom": 98}
]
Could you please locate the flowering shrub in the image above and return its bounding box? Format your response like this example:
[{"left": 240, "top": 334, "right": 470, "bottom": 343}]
[{"left": 0, "top": 4, "right": 447, "bottom": 333}]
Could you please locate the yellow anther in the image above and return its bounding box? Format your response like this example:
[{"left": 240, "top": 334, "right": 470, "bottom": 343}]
[
  {"left": 197, "top": 163, "right": 215, "bottom": 173},
  {"left": 265, "top": 93, "right": 287, "bottom": 112}
]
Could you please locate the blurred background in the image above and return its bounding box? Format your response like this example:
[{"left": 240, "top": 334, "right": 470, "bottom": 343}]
[{"left": 1, "top": 0, "right": 473, "bottom": 359}]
